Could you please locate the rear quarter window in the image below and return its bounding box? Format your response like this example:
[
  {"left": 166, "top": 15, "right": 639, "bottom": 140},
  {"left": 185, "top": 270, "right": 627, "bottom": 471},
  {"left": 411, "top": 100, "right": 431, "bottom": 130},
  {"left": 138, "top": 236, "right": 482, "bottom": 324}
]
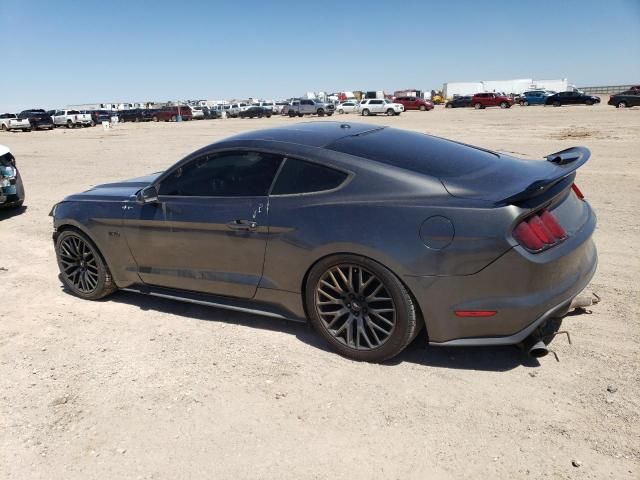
[
  {"left": 326, "top": 128, "right": 503, "bottom": 178},
  {"left": 271, "top": 159, "right": 348, "bottom": 195}
]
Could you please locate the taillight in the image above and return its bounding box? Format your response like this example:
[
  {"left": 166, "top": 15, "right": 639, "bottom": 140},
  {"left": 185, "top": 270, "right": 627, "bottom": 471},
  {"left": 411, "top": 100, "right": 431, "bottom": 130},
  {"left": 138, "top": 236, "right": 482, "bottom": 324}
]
[
  {"left": 513, "top": 209, "right": 567, "bottom": 252},
  {"left": 572, "top": 183, "right": 584, "bottom": 200}
]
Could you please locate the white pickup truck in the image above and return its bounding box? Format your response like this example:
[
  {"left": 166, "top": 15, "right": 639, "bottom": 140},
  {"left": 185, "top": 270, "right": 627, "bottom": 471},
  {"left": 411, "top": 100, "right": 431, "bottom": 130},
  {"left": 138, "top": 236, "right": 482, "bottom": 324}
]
[
  {"left": 0, "top": 113, "right": 32, "bottom": 132},
  {"left": 51, "top": 109, "right": 93, "bottom": 128}
]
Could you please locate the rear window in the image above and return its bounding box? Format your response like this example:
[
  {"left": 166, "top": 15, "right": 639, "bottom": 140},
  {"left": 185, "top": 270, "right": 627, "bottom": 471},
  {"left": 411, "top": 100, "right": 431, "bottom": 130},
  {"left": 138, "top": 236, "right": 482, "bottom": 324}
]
[
  {"left": 326, "top": 128, "right": 502, "bottom": 178},
  {"left": 271, "top": 159, "right": 348, "bottom": 195}
]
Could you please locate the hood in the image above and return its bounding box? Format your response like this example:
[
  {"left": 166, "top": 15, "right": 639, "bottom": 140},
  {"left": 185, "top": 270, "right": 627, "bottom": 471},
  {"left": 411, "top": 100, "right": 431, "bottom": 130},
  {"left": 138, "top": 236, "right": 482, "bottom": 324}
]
[
  {"left": 63, "top": 172, "right": 162, "bottom": 202},
  {"left": 0, "top": 145, "right": 9, "bottom": 156}
]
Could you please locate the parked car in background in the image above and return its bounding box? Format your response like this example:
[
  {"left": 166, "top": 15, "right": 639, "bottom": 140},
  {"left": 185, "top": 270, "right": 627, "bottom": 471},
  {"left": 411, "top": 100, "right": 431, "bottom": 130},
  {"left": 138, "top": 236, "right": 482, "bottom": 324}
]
[
  {"left": 273, "top": 102, "right": 289, "bottom": 114},
  {"left": 118, "top": 109, "right": 154, "bottom": 123},
  {"left": 228, "top": 103, "right": 250, "bottom": 118},
  {"left": 151, "top": 106, "right": 193, "bottom": 122},
  {"left": 202, "top": 106, "right": 221, "bottom": 119},
  {"left": 608, "top": 90, "right": 640, "bottom": 108},
  {"left": 0, "top": 144, "right": 25, "bottom": 209},
  {"left": 357, "top": 99, "right": 404, "bottom": 116},
  {"left": 0, "top": 114, "right": 32, "bottom": 132},
  {"left": 17, "top": 109, "right": 54, "bottom": 130},
  {"left": 287, "top": 99, "right": 335, "bottom": 117},
  {"left": 51, "top": 123, "right": 597, "bottom": 362},
  {"left": 545, "top": 91, "right": 600, "bottom": 107},
  {"left": 445, "top": 96, "right": 473, "bottom": 108},
  {"left": 189, "top": 106, "right": 206, "bottom": 119},
  {"left": 471, "top": 93, "right": 514, "bottom": 109},
  {"left": 239, "top": 106, "right": 271, "bottom": 119},
  {"left": 252, "top": 101, "right": 274, "bottom": 113},
  {"left": 51, "top": 110, "right": 93, "bottom": 128},
  {"left": 337, "top": 101, "right": 359, "bottom": 114},
  {"left": 86, "top": 110, "right": 113, "bottom": 125},
  {"left": 518, "top": 91, "right": 553, "bottom": 106},
  {"left": 394, "top": 96, "right": 434, "bottom": 111}
]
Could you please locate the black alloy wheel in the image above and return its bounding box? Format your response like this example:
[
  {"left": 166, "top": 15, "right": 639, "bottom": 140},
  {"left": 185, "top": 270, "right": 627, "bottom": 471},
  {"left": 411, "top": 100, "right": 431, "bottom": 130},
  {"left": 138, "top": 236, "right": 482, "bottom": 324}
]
[
  {"left": 306, "top": 255, "right": 420, "bottom": 362},
  {"left": 55, "top": 230, "right": 116, "bottom": 300}
]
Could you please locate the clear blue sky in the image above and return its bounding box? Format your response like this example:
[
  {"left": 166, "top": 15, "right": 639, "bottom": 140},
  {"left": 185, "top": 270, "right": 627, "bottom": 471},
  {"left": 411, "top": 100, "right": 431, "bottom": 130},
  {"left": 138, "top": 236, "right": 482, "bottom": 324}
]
[{"left": 1, "top": 0, "right": 639, "bottom": 111}]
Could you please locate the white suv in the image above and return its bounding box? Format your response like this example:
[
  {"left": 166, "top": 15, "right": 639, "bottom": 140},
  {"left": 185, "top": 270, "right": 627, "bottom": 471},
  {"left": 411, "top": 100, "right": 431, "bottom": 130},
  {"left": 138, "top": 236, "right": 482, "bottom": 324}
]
[
  {"left": 357, "top": 99, "right": 404, "bottom": 116},
  {"left": 0, "top": 114, "right": 32, "bottom": 132}
]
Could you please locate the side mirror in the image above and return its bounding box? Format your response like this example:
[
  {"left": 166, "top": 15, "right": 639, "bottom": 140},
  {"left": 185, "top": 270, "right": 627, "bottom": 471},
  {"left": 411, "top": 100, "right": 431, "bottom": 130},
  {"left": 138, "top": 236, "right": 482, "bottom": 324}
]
[{"left": 136, "top": 185, "right": 159, "bottom": 205}]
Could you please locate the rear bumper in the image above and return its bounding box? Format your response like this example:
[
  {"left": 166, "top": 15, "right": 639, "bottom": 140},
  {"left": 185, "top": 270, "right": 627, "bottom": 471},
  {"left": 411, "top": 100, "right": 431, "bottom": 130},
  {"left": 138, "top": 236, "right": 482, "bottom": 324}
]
[{"left": 404, "top": 204, "right": 597, "bottom": 344}]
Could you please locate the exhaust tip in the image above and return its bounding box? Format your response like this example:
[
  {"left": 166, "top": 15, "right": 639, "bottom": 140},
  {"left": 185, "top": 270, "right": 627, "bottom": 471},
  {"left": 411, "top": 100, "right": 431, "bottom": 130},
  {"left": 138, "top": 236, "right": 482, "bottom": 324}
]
[{"left": 528, "top": 340, "right": 549, "bottom": 358}]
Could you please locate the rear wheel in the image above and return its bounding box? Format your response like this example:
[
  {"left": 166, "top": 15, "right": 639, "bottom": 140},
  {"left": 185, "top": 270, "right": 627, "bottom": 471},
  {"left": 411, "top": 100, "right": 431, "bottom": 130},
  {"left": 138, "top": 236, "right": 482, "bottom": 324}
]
[
  {"left": 617, "top": 101, "right": 627, "bottom": 108},
  {"left": 55, "top": 230, "right": 116, "bottom": 300},
  {"left": 152, "top": 115, "right": 159, "bottom": 122},
  {"left": 445, "top": 103, "right": 452, "bottom": 108},
  {"left": 66, "top": 120, "right": 74, "bottom": 129},
  {"left": 306, "top": 254, "right": 420, "bottom": 362},
  {"left": 171, "top": 115, "right": 177, "bottom": 122},
  {"left": 0, "top": 124, "right": 6, "bottom": 131},
  {"left": 288, "top": 110, "right": 296, "bottom": 118},
  {"left": 386, "top": 109, "right": 395, "bottom": 116},
  {"left": 338, "top": 109, "right": 344, "bottom": 114},
  {"left": 474, "top": 103, "right": 482, "bottom": 109},
  {"left": 585, "top": 100, "right": 593, "bottom": 106},
  {"left": 553, "top": 101, "right": 561, "bottom": 107}
]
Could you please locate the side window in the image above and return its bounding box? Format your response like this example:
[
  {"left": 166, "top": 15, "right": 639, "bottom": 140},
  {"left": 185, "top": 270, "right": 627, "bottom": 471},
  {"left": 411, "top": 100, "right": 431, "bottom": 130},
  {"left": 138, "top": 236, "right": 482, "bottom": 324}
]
[
  {"left": 159, "top": 151, "right": 283, "bottom": 197},
  {"left": 371, "top": 100, "right": 383, "bottom": 105},
  {"left": 271, "top": 158, "right": 348, "bottom": 195}
]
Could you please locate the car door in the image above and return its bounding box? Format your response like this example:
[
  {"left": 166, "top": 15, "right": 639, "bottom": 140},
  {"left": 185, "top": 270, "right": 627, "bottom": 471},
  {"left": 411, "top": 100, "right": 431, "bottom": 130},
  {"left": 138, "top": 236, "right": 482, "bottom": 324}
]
[
  {"left": 370, "top": 99, "right": 383, "bottom": 113},
  {"left": 122, "top": 150, "right": 284, "bottom": 298}
]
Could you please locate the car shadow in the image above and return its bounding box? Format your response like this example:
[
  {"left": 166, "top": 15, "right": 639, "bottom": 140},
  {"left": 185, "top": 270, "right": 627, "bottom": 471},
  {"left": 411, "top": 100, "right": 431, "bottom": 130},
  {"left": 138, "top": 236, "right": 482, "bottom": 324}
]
[
  {"left": 84, "top": 289, "right": 546, "bottom": 372},
  {"left": 0, "top": 205, "right": 27, "bottom": 220}
]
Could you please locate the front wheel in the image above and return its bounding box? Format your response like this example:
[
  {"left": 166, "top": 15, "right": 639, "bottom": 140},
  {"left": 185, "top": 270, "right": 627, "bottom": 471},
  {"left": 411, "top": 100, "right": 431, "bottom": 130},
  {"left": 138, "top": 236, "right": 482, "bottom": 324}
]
[
  {"left": 617, "top": 101, "right": 627, "bottom": 108},
  {"left": 386, "top": 109, "right": 395, "bottom": 116},
  {"left": 338, "top": 109, "right": 344, "bottom": 114},
  {"left": 171, "top": 115, "right": 177, "bottom": 122},
  {"left": 419, "top": 105, "right": 426, "bottom": 111},
  {"left": 305, "top": 255, "right": 420, "bottom": 362},
  {"left": 317, "top": 109, "right": 325, "bottom": 117},
  {"left": 152, "top": 116, "right": 159, "bottom": 122},
  {"left": 445, "top": 103, "right": 452, "bottom": 108},
  {"left": 553, "top": 101, "right": 561, "bottom": 107},
  {"left": 55, "top": 230, "right": 116, "bottom": 300},
  {"left": 288, "top": 111, "right": 296, "bottom": 117},
  {"left": 361, "top": 109, "right": 370, "bottom": 116},
  {"left": 500, "top": 102, "right": 508, "bottom": 109},
  {"left": 585, "top": 100, "right": 593, "bottom": 106},
  {"left": 474, "top": 103, "right": 482, "bottom": 109},
  {"left": 66, "top": 120, "right": 74, "bottom": 129}
]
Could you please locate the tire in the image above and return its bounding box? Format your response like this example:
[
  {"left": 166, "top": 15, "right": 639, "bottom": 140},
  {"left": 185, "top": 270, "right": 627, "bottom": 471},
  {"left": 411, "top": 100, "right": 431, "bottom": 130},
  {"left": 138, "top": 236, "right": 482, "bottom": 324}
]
[
  {"left": 55, "top": 229, "right": 117, "bottom": 301},
  {"left": 386, "top": 109, "right": 395, "bottom": 116},
  {"left": 305, "top": 254, "right": 420, "bottom": 362},
  {"left": 288, "top": 111, "right": 296, "bottom": 118},
  {"left": 585, "top": 100, "right": 593, "bottom": 106},
  {"left": 327, "top": 113, "right": 333, "bottom": 116},
  {"left": 523, "top": 101, "right": 529, "bottom": 106},
  {"left": 66, "top": 120, "right": 74, "bottom": 129},
  {"left": 419, "top": 105, "right": 426, "bottom": 111},
  {"left": 0, "top": 124, "right": 6, "bottom": 131},
  {"left": 152, "top": 116, "right": 159, "bottom": 122},
  {"left": 474, "top": 103, "right": 482, "bottom": 109},
  {"left": 90, "top": 120, "right": 96, "bottom": 127},
  {"left": 171, "top": 115, "right": 177, "bottom": 122},
  {"left": 25, "top": 129, "right": 31, "bottom": 132},
  {"left": 500, "top": 102, "right": 508, "bottom": 109},
  {"left": 445, "top": 103, "right": 452, "bottom": 108},
  {"left": 266, "top": 113, "right": 272, "bottom": 118},
  {"left": 617, "top": 101, "right": 627, "bottom": 108},
  {"left": 362, "top": 109, "right": 370, "bottom": 116},
  {"left": 338, "top": 109, "right": 344, "bottom": 114},
  {"left": 298, "top": 113, "right": 303, "bottom": 117},
  {"left": 553, "top": 101, "right": 561, "bottom": 107},
  {"left": 317, "top": 109, "right": 325, "bottom": 117},
  {"left": 135, "top": 117, "right": 140, "bottom": 122}
]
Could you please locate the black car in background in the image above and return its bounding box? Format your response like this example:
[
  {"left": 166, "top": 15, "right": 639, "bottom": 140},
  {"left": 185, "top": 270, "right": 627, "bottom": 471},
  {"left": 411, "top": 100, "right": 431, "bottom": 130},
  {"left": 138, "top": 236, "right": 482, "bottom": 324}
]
[
  {"left": 118, "top": 109, "right": 156, "bottom": 122},
  {"left": 239, "top": 106, "right": 271, "bottom": 118},
  {"left": 607, "top": 90, "right": 640, "bottom": 108},
  {"left": 17, "top": 109, "right": 54, "bottom": 130},
  {"left": 445, "top": 96, "right": 472, "bottom": 108},
  {"left": 545, "top": 91, "right": 600, "bottom": 107},
  {"left": 0, "top": 145, "right": 25, "bottom": 209},
  {"left": 203, "top": 107, "right": 221, "bottom": 119}
]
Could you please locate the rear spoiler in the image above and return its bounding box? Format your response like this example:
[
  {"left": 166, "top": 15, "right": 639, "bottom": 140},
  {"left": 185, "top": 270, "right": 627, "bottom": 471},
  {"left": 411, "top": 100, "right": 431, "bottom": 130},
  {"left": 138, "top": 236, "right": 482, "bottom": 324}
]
[{"left": 503, "top": 147, "right": 590, "bottom": 204}]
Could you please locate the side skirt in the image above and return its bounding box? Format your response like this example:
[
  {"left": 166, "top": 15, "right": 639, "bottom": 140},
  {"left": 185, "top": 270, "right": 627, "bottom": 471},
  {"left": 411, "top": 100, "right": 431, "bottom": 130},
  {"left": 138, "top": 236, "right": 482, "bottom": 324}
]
[{"left": 121, "top": 285, "right": 307, "bottom": 323}]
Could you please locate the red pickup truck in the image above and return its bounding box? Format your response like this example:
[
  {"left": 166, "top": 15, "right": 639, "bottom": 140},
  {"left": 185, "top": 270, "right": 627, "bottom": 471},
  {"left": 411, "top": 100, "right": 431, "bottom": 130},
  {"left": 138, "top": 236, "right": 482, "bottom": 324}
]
[
  {"left": 151, "top": 106, "right": 193, "bottom": 122},
  {"left": 393, "top": 96, "right": 434, "bottom": 111},
  {"left": 471, "top": 93, "right": 514, "bottom": 109}
]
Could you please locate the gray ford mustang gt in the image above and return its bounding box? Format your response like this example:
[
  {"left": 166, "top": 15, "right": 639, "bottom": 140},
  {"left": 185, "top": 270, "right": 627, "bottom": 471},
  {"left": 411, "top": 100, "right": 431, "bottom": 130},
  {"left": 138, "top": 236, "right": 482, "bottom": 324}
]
[{"left": 51, "top": 122, "right": 597, "bottom": 362}]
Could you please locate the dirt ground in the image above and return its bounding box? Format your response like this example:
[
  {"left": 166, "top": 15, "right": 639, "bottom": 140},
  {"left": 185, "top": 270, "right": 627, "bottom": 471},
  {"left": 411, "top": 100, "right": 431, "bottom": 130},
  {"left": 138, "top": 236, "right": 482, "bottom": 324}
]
[{"left": 1, "top": 103, "right": 639, "bottom": 479}]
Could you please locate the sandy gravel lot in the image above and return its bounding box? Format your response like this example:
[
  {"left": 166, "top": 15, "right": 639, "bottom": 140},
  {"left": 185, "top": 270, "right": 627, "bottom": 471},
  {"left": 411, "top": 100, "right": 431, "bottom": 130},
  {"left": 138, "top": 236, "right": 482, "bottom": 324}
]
[{"left": 1, "top": 103, "right": 639, "bottom": 479}]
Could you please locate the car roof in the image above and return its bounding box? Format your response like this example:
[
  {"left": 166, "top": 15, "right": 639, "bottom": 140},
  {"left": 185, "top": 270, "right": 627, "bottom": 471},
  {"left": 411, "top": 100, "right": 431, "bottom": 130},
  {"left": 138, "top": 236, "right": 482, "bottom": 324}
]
[{"left": 222, "top": 122, "right": 384, "bottom": 148}]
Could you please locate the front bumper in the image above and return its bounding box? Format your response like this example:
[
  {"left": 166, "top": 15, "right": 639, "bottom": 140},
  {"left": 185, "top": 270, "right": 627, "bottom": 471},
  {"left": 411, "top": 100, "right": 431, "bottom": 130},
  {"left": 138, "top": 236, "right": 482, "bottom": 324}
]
[{"left": 404, "top": 205, "right": 597, "bottom": 344}]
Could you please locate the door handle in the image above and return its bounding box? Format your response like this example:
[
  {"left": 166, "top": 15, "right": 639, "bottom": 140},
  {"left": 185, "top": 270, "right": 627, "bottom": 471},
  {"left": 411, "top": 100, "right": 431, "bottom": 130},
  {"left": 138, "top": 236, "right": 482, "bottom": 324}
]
[{"left": 226, "top": 219, "right": 257, "bottom": 231}]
